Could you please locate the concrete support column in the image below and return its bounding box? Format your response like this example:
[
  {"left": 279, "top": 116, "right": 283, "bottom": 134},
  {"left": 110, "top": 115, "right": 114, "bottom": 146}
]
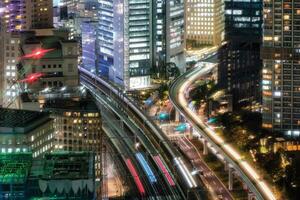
[
  {"left": 224, "top": 160, "right": 229, "bottom": 171},
  {"left": 185, "top": 127, "right": 193, "bottom": 139},
  {"left": 203, "top": 139, "right": 208, "bottom": 155},
  {"left": 175, "top": 110, "right": 180, "bottom": 122},
  {"left": 228, "top": 167, "right": 233, "bottom": 191}
]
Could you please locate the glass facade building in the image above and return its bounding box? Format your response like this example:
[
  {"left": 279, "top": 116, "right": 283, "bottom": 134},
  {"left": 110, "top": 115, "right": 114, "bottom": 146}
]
[
  {"left": 113, "top": 0, "right": 152, "bottom": 89},
  {"left": 97, "top": 0, "right": 113, "bottom": 77},
  {"left": 154, "top": 0, "right": 186, "bottom": 74},
  {"left": 97, "top": 0, "right": 185, "bottom": 90},
  {"left": 218, "top": 0, "right": 263, "bottom": 109},
  {"left": 262, "top": 1, "right": 300, "bottom": 136}
]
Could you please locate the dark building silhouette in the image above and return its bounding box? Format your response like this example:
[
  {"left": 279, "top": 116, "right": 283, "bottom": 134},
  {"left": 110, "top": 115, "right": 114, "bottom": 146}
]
[{"left": 218, "top": 0, "right": 263, "bottom": 109}]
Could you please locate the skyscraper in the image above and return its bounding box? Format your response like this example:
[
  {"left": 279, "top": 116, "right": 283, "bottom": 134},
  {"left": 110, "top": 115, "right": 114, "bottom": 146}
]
[
  {"left": 112, "top": 0, "right": 153, "bottom": 89},
  {"left": 0, "top": 0, "right": 27, "bottom": 107},
  {"left": 218, "top": 0, "right": 263, "bottom": 109},
  {"left": 0, "top": 0, "right": 28, "bottom": 32},
  {"left": 28, "top": 0, "right": 53, "bottom": 29},
  {"left": 154, "top": 0, "right": 186, "bottom": 75},
  {"left": 97, "top": 0, "right": 185, "bottom": 90},
  {"left": 185, "top": 0, "right": 224, "bottom": 47},
  {"left": 0, "top": 0, "right": 54, "bottom": 108},
  {"left": 97, "top": 0, "right": 113, "bottom": 77},
  {"left": 262, "top": 1, "right": 300, "bottom": 136}
]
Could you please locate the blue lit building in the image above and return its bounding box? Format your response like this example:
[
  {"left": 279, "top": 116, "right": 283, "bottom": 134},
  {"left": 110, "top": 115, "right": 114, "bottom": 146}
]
[
  {"left": 97, "top": 0, "right": 113, "bottom": 78},
  {"left": 81, "top": 21, "right": 97, "bottom": 73},
  {"left": 218, "top": 0, "right": 263, "bottom": 109},
  {"left": 97, "top": 0, "right": 185, "bottom": 90}
]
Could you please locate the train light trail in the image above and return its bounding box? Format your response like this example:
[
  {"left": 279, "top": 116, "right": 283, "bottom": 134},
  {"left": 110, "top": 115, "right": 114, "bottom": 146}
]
[
  {"left": 135, "top": 153, "right": 157, "bottom": 183},
  {"left": 125, "top": 159, "right": 145, "bottom": 195},
  {"left": 153, "top": 156, "right": 175, "bottom": 186},
  {"left": 21, "top": 48, "right": 54, "bottom": 59}
]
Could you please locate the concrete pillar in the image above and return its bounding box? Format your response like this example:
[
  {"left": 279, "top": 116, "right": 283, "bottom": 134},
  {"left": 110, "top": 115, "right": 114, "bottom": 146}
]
[
  {"left": 203, "top": 139, "right": 208, "bottom": 155},
  {"left": 175, "top": 110, "right": 180, "bottom": 122},
  {"left": 224, "top": 160, "right": 229, "bottom": 171},
  {"left": 185, "top": 126, "right": 193, "bottom": 139},
  {"left": 228, "top": 167, "right": 233, "bottom": 191}
]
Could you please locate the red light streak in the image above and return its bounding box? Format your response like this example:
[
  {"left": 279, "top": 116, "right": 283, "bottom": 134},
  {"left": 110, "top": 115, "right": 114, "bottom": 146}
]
[
  {"left": 153, "top": 156, "right": 175, "bottom": 186},
  {"left": 18, "top": 72, "right": 44, "bottom": 83},
  {"left": 125, "top": 159, "right": 145, "bottom": 195},
  {"left": 21, "top": 48, "right": 54, "bottom": 59}
]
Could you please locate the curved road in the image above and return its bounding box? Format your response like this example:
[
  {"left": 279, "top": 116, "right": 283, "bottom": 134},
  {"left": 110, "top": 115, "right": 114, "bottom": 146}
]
[
  {"left": 79, "top": 67, "right": 201, "bottom": 199},
  {"left": 169, "top": 66, "right": 277, "bottom": 200}
]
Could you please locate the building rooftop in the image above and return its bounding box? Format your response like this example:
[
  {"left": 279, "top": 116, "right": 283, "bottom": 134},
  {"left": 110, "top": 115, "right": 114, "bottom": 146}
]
[
  {"left": 0, "top": 108, "right": 51, "bottom": 134},
  {"left": 0, "top": 153, "right": 32, "bottom": 184},
  {"left": 43, "top": 97, "right": 99, "bottom": 113}
]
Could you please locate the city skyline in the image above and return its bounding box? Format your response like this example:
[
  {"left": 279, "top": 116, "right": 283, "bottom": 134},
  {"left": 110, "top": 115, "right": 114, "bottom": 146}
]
[{"left": 0, "top": 0, "right": 299, "bottom": 200}]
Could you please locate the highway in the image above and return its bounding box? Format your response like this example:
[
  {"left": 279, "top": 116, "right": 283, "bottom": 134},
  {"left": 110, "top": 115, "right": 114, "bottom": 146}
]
[
  {"left": 177, "top": 137, "right": 234, "bottom": 200},
  {"left": 169, "top": 66, "right": 277, "bottom": 200},
  {"left": 79, "top": 67, "right": 202, "bottom": 199}
]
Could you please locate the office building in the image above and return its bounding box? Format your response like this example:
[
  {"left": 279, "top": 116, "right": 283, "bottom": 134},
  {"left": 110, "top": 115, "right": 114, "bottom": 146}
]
[
  {"left": 97, "top": 0, "right": 113, "bottom": 77},
  {"left": 261, "top": 1, "right": 300, "bottom": 136},
  {"left": 111, "top": 0, "right": 153, "bottom": 89},
  {"left": 186, "top": 0, "right": 224, "bottom": 47},
  {"left": 0, "top": 0, "right": 28, "bottom": 32},
  {"left": 98, "top": 0, "right": 185, "bottom": 90},
  {"left": 0, "top": 108, "right": 54, "bottom": 156},
  {"left": 28, "top": 0, "right": 53, "bottom": 29},
  {"left": 18, "top": 29, "right": 79, "bottom": 95},
  {"left": 0, "top": 33, "right": 21, "bottom": 108},
  {"left": 154, "top": 0, "right": 186, "bottom": 75},
  {"left": 0, "top": 0, "right": 26, "bottom": 108},
  {"left": 0, "top": 0, "right": 54, "bottom": 108},
  {"left": 59, "top": 0, "right": 99, "bottom": 40},
  {"left": 43, "top": 98, "right": 103, "bottom": 179},
  {"left": 218, "top": 0, "right": 263, "bottom": 109},
  {"left": 81, "top": 21, "right": 97, "bottom": 72}
]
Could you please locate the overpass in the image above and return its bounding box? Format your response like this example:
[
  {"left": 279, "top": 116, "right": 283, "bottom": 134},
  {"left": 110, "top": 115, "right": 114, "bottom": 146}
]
[
  {"left": 79, "top": 67, "right": 203, "bottom": 199},
  {"left": 169, "top": 66, "right": 277, "bottom": 200}
]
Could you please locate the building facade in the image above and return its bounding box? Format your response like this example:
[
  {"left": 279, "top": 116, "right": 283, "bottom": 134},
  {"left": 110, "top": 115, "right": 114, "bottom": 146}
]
[
  {"left": 262, "top": 0, "right": 300, "bottom": 136},
  {"left": 18, "top": 29, "right": 79, "bottom": 94},
  {"left": 0, "top": 0, "right": 26, "bottom": 108},
  {"left": 186, "top": 0, "right": 224, "bottom": 46},
  {"left": 154, "top": 0, "right": 186, "bottom": 75},
  {"left": 0, "top": 108, "right": 54, "bottom": 156},
  {"left": 43, "top": 99, "right": 103, "bottom": 179},
  {"left": 0, "top": 0, "right": 54, "bottom": 108},
  {"left": 218, "top": 0, "right": 263, "bottom": 109},
  {"left": 98, "top": 0, "right": 185, "bottom": 90},
  {"left": 97, "top": 0, "right": 113, "bottom": 77},
  {"left": 0, "top": 33, "right": 21, "bottom": 108},
  {"left": 112, "top": 0, "right": 153, "bottom": 89},
  {"left": 28, "top": 0, "right": 53, "bottom": 29}
]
